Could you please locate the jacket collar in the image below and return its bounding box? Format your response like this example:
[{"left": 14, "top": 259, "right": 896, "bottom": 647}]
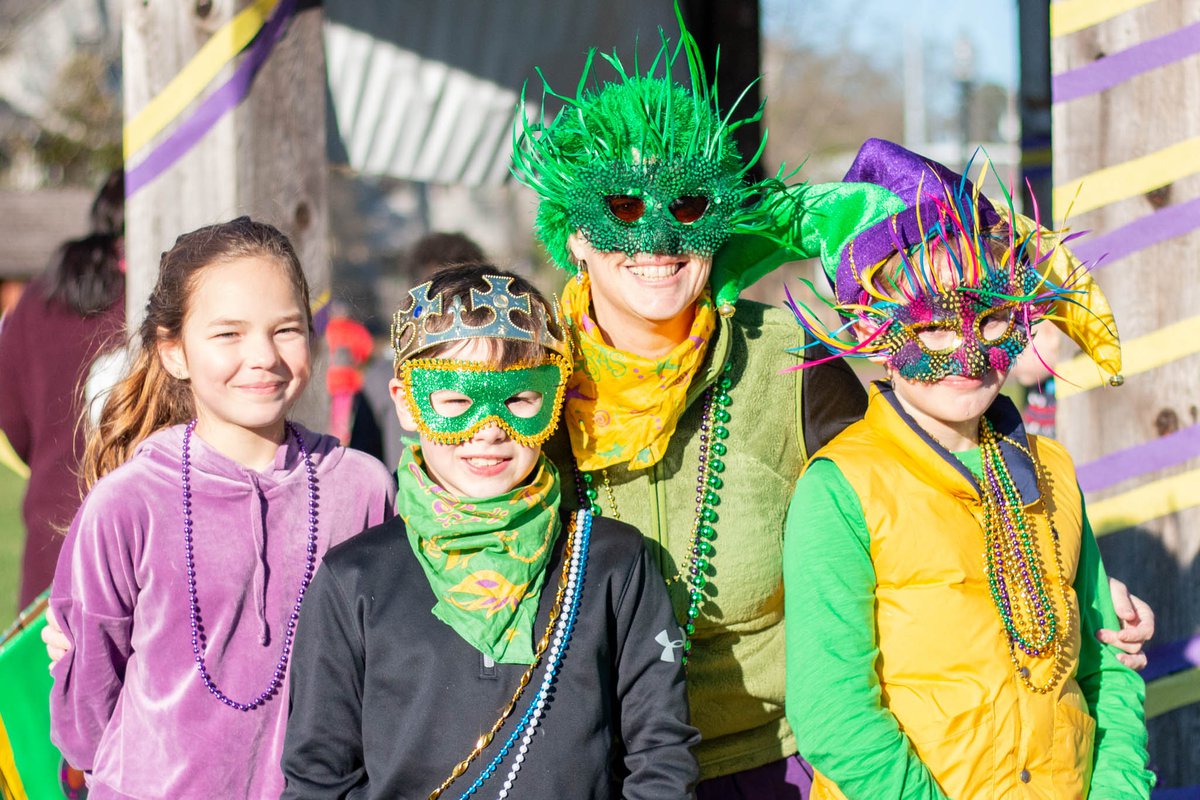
[{"left": 870, "top": 381, "right": 1041, "bottom": 505}]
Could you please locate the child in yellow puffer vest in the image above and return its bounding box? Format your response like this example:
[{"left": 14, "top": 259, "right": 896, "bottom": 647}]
[{"left": 781, "top": 139, "right": 1153, "bottom": 800}]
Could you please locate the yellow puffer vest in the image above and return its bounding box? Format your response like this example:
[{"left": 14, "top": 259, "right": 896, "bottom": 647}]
[{"left": 812, "top": 386, "right": 1094, "bottom": 800}]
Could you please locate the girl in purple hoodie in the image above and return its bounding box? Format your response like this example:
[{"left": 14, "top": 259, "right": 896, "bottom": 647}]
[{"left": 47, "top": 217, "right": 395, "bottom": 799}]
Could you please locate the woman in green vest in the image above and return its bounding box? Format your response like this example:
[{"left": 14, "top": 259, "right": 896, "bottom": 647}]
[{"left": 511, "top": 11, "right": 1156, "bottom": 797}]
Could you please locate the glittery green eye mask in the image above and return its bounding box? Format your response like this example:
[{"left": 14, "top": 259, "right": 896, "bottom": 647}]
[
  {"left": 569, "top": 158, "right": 741, "bottom": 257},
  {"left": 398, "top": 357, "right": 570, "bottom": 446}
]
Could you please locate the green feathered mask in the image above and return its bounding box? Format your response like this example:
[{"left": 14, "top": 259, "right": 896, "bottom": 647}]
[{"left": 511, "top": 7, "right": 902, "bottom": 314}]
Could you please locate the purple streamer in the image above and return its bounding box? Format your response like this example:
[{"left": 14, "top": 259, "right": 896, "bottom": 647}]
[
  {"left": 125, "top": 0, "right": 297, "bottom": 197},
  {"left": 1077, "top": 423, "right": 1200, "bottom": 494},
  {"left": 1054, "top": 21, "right": 1200, "bottom": 104},
  {"left": 1141, "top": 634, "right": 1200, "bottom": 684},
  {"left": 311, "top": 300, "right": 331, "bottom": 338},
  {"left": 1072, "top": 196, "right": 1200, "bottom": 268}
]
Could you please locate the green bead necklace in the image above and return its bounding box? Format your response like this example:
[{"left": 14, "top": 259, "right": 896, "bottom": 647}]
[
  {"left": 978, "top": 418, "right": 1072, "bottom": 693},
  {"left": 576, "top": 361, "right": 734, "bottom": 666}
]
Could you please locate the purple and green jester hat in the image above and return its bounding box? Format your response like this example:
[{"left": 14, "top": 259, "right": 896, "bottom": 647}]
[
  {"left": 510, "top": 5, "right": 909, "bottom": 317},
  {"left": 784, "top": 137, "right": 1122, "bottom": 385}
]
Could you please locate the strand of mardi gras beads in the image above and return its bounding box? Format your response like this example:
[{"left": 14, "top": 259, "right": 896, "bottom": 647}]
[
  {"left": 455, "top": 509, "right": 592, "bottom": 800},
  {"left": 428, "top": 510, "right": 580, "bottom": 800},
  {"left": 978, "top": 418, "right": 1072, "bottom": 693},
  {"left": 576, "top": 362, "right": 733, "bottom": 666},
  {"left": 182, "top": 420, "right": 315, "bottom": 711}
]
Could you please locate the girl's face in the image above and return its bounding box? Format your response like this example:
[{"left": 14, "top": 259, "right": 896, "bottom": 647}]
[
  {"left": 159, "top": 256, "right": 311, "bottom": 447},
  {"left": 390, "top": 339, "right": 545, "bottom": 499}
]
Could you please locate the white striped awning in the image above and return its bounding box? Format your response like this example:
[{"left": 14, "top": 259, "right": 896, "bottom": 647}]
[{"left": 324, "top": 0, "right": 676, "bottom": 187}]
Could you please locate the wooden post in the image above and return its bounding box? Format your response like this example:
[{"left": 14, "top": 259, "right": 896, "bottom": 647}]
[
  {"left": 1052, "top": 0, "right": 1200, "bottom": 785},
  {"left": 123, "top": 0, "right": 329, "bottom": 424},
  {"left": 681, "top": 0, "right": 763, "bottom": 183}
]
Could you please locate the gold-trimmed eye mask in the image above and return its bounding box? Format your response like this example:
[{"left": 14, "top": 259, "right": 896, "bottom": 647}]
[
  {"left": 398, "top": 356, "right": 570, "bottom": 447},
  {"left": 879, "top": 288, "right": 1030, "bottom": 382}
]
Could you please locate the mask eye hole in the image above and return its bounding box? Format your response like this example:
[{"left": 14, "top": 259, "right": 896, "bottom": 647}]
[
  {"left": 505, "top": 391, "right": 544, "bottom": 419},
  {"left": 978, "top": 305, "right": 1016, "bottom": 343},
  {"left": 668, "top": 195, "right": 710, "bottom": 224},
  {"left": 911, "top": 324, "right": 962, "bottom": 354},
  {"left": 604, "top": 195, "right": 646, "bottom": 224},
  {"left": 429, "top": 390, "right": 472, "bottom": 418}
]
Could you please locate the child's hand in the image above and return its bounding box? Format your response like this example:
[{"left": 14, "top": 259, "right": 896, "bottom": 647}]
[
  {"left": 1096, "top": 577, "right": 1155, "bottom": 671},
  {"left": 42, "top": 607, "right": 71, "bottom": 668}
]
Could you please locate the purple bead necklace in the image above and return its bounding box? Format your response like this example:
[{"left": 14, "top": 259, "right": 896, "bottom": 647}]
[
  {"left": 181, "top": 419, "right": 319, "bottom": 711},
  {"left": 978, "top": 418, "right": 1070, "bottom": 693},
  {"left": 574, "top": 361, "right": 733, "bottom": 667}
]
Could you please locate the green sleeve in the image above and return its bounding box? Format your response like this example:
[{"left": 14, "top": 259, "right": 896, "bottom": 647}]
[
  {"left": 784, "top": 459, "right": 950, "bottom": 800},
  {"left": 1074, "top": 495, "right": 1155, "bottom": 799}
]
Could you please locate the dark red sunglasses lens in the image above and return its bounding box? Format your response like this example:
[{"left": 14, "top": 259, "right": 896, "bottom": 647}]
[
  {"left": 669, "top": 195, "right": 709, "bottom": 224},
  {"left": 605, "top": 195, "right": 646, "bottom": 223}
]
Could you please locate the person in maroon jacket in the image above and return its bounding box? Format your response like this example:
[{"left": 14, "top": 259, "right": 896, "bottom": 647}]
[{"left": 0, "top": 171, "right": 125, "bottom": 608}]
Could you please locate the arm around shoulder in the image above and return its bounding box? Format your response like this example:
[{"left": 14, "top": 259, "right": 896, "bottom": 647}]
[
  {"left": 48, "top": 480, "right": 140, "bottom": 770},
  {"left": 1072, "top": 502, "right": 1155, "bottom": 799}
]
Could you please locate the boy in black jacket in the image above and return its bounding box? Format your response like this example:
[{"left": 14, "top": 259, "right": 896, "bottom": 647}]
[{"left": 282, "top": 265, "right": 699, "bottom": 799}]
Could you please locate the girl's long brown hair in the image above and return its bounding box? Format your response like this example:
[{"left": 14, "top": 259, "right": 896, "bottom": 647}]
[{"left": 80, "top": 217, "right": 311, "bottom": 489}]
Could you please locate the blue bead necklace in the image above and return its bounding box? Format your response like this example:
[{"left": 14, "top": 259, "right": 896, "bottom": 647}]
[{"left": 453, "top": 509, "right": 591, "bottom": 800}]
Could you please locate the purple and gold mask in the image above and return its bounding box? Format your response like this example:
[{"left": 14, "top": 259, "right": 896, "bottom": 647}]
[
  {"left": 783, "top": 139, "right": 1122, "bottom": 386},
  {"left": 876, "top": 262, "right": 1037, "bottom": 382}
]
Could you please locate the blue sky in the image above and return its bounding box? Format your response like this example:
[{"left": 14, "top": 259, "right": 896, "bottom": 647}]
[{"left": 763, "top": 0, "right": 1018, "bottom": 87}]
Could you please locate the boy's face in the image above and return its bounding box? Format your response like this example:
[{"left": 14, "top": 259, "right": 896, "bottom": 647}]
[
  {"left": 862, "top": 238, "right": 1033, "bottom": 383},
  {"left": 855, "top": 240, "right": 1019, "bottom": 444},
  {"left": 890, "top": 367, "right": 1006, "bottom": 444},
  {"left": 389, "top": 339, "right": 552, "bottom": 499}
]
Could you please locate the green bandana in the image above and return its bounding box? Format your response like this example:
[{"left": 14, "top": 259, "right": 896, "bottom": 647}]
[
  {"left": 396, "top": 446, "right": 561, "bottom": 664},
  {"left": 398, "top": 356, "right": 570, "bottom": 447}
]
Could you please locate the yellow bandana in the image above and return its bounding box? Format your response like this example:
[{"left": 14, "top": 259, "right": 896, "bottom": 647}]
[{"left": 561, "top": 272, "right": 716, "bottom": 470}]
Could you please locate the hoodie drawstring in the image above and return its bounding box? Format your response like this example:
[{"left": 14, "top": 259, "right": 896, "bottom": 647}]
[{"left": 247, "top": 472, "right": 270, "bottom": 646}]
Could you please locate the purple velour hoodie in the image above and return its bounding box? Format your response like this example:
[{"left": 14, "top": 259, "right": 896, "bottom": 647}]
[{"left": 49, "top": 423, "right": 395, "bottom": 799}]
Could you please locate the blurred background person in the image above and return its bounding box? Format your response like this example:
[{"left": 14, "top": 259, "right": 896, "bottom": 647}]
[
  {"left": 0, "top": 170, "right": 125, "bottom": 608},
  {"left": 1010, "top": 324, "right": 1062, "bottom": 438}
]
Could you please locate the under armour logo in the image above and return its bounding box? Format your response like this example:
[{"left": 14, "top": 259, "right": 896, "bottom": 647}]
[{"left": 655, "top": 628, "right": 685, "bottom": 663}]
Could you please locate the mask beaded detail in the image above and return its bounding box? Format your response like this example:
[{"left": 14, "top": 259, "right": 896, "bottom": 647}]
[{"left": 397, "top": 356, "right": 571, "bottom": 447}]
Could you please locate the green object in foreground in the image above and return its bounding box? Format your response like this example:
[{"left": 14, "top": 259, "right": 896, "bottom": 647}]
[
  {"left": 0, "top": 593, "right": 66, "bottom": 799},
  {"left": 0, "top": 465, "right": 27, "bottom": 628}
]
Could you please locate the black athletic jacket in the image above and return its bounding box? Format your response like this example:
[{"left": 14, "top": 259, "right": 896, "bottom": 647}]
[{"left": 281, "top": 512, "right": 699, "bottom": 799}]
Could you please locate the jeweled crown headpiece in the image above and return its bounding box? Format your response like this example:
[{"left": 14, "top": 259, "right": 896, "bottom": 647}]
[{"left": 391, "top": 275, "right": 571, "bottom": 366}]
